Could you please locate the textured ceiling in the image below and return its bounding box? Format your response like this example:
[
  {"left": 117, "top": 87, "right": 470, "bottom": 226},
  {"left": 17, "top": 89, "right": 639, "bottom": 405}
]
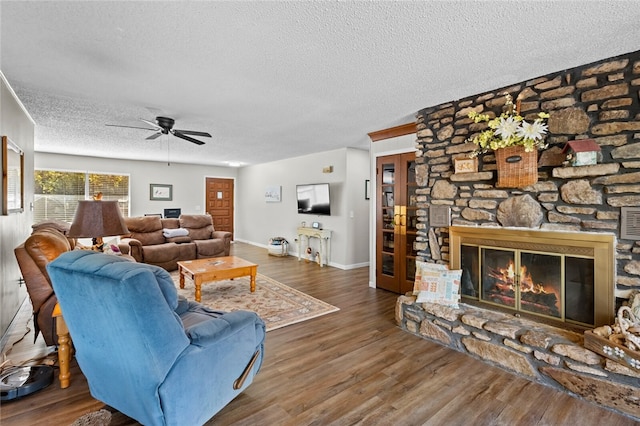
[{"left": 2, "top": 1, "right": 640, "bottom": 167}]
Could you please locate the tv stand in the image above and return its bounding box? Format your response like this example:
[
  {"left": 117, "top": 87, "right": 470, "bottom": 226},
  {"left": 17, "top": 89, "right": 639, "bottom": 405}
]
[{"left": 297, "top": 227, "right": 331, "bottom": 267}]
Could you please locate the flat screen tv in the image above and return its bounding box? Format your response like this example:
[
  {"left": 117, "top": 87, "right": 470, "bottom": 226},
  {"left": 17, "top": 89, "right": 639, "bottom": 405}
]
[{"left": 296, "top": 183, "right": 331, "bottom": 216}]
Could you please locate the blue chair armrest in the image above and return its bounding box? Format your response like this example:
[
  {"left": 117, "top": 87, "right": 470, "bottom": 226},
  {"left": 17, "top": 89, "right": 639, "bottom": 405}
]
[{"left": 185, "top": 310, "right": 261, "bottom": 347}]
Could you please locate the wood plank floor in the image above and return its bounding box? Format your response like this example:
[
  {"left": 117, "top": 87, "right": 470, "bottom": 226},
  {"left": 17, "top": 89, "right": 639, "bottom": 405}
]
[{"left": 1, "top": 242, "right": 638, "bottom": 425}]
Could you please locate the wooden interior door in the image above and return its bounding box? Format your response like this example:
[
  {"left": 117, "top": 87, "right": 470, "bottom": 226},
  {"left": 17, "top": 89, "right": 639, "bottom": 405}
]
[
  {"left": 375, "top": 152, "right": 418, "bottom": 294},
  {"left": 205, "top": 177, "right": 234, "bottom": 240}
]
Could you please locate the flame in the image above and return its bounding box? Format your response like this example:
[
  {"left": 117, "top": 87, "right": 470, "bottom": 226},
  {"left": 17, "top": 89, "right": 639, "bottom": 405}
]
[{"left": 490, "top": 260, "right": 560, "bottom": 311}]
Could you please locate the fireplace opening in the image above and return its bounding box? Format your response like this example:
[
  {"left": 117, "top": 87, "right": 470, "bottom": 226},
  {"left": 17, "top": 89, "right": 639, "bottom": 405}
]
[
  {"left": 460, "top": 246, "right": 596, "bottom": 325},
  {"left": 450, "top": 226, "right": 615, "bottom": 328}
]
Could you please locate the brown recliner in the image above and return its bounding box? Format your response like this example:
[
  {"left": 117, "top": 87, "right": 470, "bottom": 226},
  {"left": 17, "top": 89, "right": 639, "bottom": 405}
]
[
  {"left": 118, "top": 214, "right": 231, "bottom": 271},
  {"left": 14, "top": 222, "right": 76, "bottom": 346}
]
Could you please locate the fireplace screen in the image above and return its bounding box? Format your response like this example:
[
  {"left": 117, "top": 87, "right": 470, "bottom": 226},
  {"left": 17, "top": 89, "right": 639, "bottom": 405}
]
[
  {"left": 450, "top": 226, "right": 614, "bottom": 327},
  {"left": 461, "top": 245, "right": 595, "bottom": 326}
]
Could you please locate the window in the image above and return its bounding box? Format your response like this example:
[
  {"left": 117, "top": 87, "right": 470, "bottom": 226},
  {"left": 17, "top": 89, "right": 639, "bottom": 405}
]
[{"left": 34, "top": 170, "right": 129, "bottom": 222}]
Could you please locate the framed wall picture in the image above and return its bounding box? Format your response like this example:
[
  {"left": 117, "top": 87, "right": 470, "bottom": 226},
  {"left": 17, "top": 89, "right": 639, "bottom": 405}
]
[
  {"left": 265, "top": 185, "right": 281, "bottom": 202},
  {"left": 150, "top": 183, "right": 173, "bottom": 201},
  {"left": 2, "top": 136, "right": 24, "bottom": 215}
]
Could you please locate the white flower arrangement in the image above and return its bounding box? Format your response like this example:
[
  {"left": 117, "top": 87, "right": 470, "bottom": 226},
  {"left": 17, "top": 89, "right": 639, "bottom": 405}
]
[{"left": 468, "top": 95, "right": 550, "bottom": 158}]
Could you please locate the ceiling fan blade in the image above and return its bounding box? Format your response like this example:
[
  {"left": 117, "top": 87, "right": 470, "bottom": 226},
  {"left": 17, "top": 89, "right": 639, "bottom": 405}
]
[
  {"left": 139, "top": 118, "right": 160, "bottom": 129},
  {"left": 106, "top": 124, "right": 158, "bottom": 131},
  {"left": 174, "top": 129, "right": 212, "bottom": 138},
  {"left": 146, "top": 131, "right": 162, "bottom": 140},
  {"left": 172, "top": 130, "right": 206, "bottom": 145}
]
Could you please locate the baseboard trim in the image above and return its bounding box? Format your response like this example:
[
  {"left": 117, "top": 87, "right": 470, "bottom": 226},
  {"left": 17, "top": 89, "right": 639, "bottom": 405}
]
[
  {"left": 233, "top": 239, "right": 369, "bottom": 271},
  {"left": 0, "top": 296, "right": 30, "bottom": 354}
]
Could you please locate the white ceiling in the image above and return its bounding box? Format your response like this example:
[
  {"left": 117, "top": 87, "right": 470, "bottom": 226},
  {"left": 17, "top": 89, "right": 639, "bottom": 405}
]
[{"left": 2, "top": 1, "right": 640, "bottom": 167}]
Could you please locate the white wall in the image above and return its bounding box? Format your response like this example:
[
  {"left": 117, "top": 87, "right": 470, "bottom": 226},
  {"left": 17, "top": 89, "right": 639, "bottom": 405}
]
[
  {"left": 35, "top": 153, "right": 238, "bottom": 217},
  {"left": 368, "top": 134, "right": 416, "bottom": 287},
  {"left": 344, "top": 148, "right": 371, "bottom": 268},
  {"left": 236, "top": 147, "right": 370, "bottom": 269},
  {"left": 0, "top": 72, "right": 35, "bottom": 338},
  {"left": 35, "top": 147, "right": 370, "bottom": 269}
]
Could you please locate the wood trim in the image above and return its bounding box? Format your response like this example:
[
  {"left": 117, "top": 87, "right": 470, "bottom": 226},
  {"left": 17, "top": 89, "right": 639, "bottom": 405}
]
[
  {"left": 368, "top": 122, "right": 416, "bottom": 142},
  {"left": 375, "top": 152, "right": 417, "bottom": 294}
]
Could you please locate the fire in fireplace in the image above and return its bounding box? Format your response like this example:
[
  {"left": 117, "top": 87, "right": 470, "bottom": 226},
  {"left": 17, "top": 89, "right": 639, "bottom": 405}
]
[
  {"left": 486, "top": 254, "right": 561, "bottom": 316},
  {"left": 450, "top": 227, "right": 614, "bottom": 327}
]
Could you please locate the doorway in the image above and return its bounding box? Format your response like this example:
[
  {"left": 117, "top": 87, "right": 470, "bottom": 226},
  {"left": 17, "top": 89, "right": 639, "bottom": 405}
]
[
  {"left": 375, "top": 152, "right": 418, "bottom": 294},
  {"left": 205, "top": 177, "right": 234, "bottom": 240}
]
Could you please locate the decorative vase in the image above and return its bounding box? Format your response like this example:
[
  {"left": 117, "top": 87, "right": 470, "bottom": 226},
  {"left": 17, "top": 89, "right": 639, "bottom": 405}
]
[{"left": 494, "top": 145, "right": 538, "bottom": 188}]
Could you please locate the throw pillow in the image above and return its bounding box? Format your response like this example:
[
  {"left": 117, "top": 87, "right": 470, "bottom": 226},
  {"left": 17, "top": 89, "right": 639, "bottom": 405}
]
[{"left": 414, "top": 261, "right": 462, "bottom": 307}]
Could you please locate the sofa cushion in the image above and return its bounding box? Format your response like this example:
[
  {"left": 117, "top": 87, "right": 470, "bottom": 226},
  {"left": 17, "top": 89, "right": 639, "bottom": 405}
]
[
  {"left": 124, "top": 216, "right": 165, "bottom": 246},
  {"left": 166, "top": 236, "right": 191, "bottom": 244},
  {"left": 195, "top": 239, "right": 225, "bottom": 257},
  {"left": 189, "top": 226, "right": 213, "bottom": 241},
  {"left": 31, "top": 219, "right": 71, "bottom": 234},
  {"left": 141, "top": 243, "right": 183, "bottom": 264},
  {"left": 161, "top": 218, "right": 180, "bottom": 229},
  {"left": 180, "top": 215, "right": 214, "bottom": 240}
]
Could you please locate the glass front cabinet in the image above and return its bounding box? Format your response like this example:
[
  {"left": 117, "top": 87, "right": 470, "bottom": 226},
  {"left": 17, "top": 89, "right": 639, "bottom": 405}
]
[{"left": 376, "top": 152, "right": 417, "bottom": 294}]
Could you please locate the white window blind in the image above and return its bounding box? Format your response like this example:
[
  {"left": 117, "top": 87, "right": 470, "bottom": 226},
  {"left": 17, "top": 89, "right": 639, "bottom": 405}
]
[{"left": 34, "top": 170, "right": 130, "bottom": 222}]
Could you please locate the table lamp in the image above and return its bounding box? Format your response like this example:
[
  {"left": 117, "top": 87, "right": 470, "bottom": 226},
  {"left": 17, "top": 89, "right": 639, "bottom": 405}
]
[{"left": 68, "top": 200, "right": 129, "bottom": 252}]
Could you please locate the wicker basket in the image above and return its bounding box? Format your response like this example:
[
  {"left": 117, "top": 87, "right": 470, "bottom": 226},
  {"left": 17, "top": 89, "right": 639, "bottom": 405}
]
[{"left": 494, "top": 145, "right": 538, "bottom": 188}]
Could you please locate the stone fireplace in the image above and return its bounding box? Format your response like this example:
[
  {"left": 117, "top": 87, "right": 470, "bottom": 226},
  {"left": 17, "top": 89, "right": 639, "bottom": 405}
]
[
  {"left": 395, "top": 50, "right": 640, "bottom": 419},
  {"left": 411, "top": 51, "right": 640, "bottom": 307}
]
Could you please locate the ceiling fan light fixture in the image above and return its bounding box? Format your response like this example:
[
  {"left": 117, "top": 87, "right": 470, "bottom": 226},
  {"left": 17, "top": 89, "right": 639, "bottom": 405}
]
[
  {"left": 155, "top": 116, "right": 175, "bottom": 129},
  {"left": 107, "top": 116, "right": 210, "bottom": 145}
]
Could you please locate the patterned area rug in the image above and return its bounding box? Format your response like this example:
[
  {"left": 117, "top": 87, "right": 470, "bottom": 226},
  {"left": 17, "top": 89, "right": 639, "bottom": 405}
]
[
  {"left": 171, "top": 272, "right": 339, "bottom": 331},
  {"left": 71, "top": 409, "right": 112, "bottom": 425}
]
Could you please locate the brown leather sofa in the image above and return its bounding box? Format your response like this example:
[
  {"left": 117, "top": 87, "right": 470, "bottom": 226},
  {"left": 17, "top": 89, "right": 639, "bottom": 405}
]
[
  {"left": 118, "top": 214, "right": 231, "bottom": 271},
  {"left": 14, "top": 220, "right": 76, "bottom": 346}
]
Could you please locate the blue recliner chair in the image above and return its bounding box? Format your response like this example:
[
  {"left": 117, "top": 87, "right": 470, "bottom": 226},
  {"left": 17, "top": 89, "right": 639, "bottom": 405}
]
[{"left": 46, "top": 250, "right": 265, "bottom": 426}]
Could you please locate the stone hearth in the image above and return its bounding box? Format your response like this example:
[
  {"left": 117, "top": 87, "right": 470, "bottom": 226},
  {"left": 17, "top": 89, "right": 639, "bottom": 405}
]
[{"left": 396, "top": 296, "right": 640, "bottom": 420}]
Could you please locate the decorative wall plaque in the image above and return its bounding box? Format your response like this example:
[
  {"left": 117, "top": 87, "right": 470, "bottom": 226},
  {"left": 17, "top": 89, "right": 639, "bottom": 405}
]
[{"left": 454, "top": 157, "right": 478, "bottom": 174}]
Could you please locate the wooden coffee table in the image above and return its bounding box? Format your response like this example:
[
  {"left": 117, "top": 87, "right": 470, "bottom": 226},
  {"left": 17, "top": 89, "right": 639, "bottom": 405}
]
[{"left": 177, "top": 256, "right": 258, "bottom": 302}]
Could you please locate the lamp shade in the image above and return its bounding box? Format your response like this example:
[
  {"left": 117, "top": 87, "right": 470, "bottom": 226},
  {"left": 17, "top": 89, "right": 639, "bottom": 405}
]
[{"left": 68, "top": 200, "right": 129, "bottom": 238}]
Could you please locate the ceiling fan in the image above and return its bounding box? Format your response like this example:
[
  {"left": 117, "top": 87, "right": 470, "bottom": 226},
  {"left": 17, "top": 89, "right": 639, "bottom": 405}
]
[{"left": 106, "top": 116, "right": 211, "bottom": 145}]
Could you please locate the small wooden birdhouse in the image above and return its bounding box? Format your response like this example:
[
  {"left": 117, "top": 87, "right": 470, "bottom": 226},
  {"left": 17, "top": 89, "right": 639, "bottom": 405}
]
[{"left": 562, "top": 139, "right": 601, "bottom": 166}]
